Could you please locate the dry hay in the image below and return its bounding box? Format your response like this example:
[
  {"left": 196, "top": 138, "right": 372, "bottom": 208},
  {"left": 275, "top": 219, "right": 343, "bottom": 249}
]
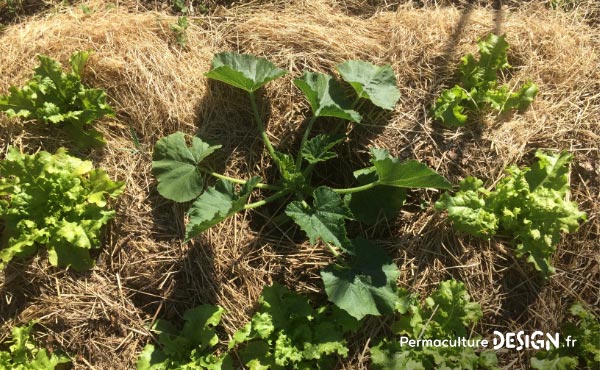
[{"left": 0, "top": 0, "right": 598, "bottom": 369}]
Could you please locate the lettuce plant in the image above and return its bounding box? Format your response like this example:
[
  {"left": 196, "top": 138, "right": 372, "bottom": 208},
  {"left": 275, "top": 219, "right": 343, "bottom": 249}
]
[
  {"left": 152, "top": 52, "right": 452, "bottom": 319},
  {"left": 432, "top": 34, "right": 538, "bottom": 127},
  {"left": 371, "top": 280, "right": 499, "bottom": 370},
  {"left": 137, "top": 305, "right": 232, "bottom": 370},
  {"left": 0, "top": 321, "right": 70, "bottom": 369},
  {"left": 229, "top": 283, "right": 360, "bottom": 369},
  {"left": 0, "top": 51, "right": 114, "bottom": 148},
  {"left": 531, "top": 303, "right": 600, "bottom": 369},
  {"left": 436, "top": 151, "right": 586, "bottom": 278},
  {"left": 0, "top": 147, "right": 124, "bottom": 271}
]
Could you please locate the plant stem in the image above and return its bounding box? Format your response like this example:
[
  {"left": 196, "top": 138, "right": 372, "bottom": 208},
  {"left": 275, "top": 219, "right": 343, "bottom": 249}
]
[
  {"left": 324, "top": 242, "right": 341, "bottom": 257},
  {"left": 244, "top": 189, "right": 291, "bottom": 210},
  {"left": 197, "top": 167, "right": 281, "bottom": 190},
  {"left": 248, "top": 92, "right": 279, "bottom": 165},
  {"left": 295, "top": 115, "right": 317, "bottom": 169},
  {"left": 331, "top": 181, "right": 379, "bottom": 195}
]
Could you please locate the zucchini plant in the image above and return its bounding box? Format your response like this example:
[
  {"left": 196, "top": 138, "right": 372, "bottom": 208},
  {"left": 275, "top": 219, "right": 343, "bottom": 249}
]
[
  {"left": 435, "top": 151, "right": 586, "bottom": 278},
  {"left": 432, "top": 34, "right": 538, "bottom": 128},
  {"left": 152, "top": 52, "right": 451, "bottom": 319},
  {"left": 0, "top": 51, "right": 114, "bottom": 148}
]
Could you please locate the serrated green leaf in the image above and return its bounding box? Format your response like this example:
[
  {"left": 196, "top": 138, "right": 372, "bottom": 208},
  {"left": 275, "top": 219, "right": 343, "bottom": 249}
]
[
  {"left": 285, "top": 186, "right": 350, "bottom": 249},
  {"left": 321, "top": 238, "right": 399, "bottom": 320},
  {"left": 525, "top": 151, "right": 571, "bottom": 192},
  {"left": 69, "top": 50, "right": 90, "bottom": 77},
  {"left": 460, "top": 34, "right": 510, "bottom": 89},
  {"left": 293, "top": 72, "right": 361, "bottom": 122},
  {"left": 505, "top": 81, "right": 538, "bottom": 111},
  {"left": 272, "top": 150, "right": 304, "bottom": 189},
  {"left": 204, "top": 52, "right": 287, "bottom": 93},
  {"left": 152, "top": 131, "right": 222, "bottom": 202},
  {"left": 371, "top": 148, "right": 452, "bottom": 189},
  {"left": 336, "top": 60, "right": 400, "bottom": 110},
  {"left": 185, "top": 177, "right": 260, "bottom": 240},
  {"left": 300, "top": 133, "right": 345, "bottom": 164},
  {"left": 373, "top": 280, "right": 497, "bottom": 370}
]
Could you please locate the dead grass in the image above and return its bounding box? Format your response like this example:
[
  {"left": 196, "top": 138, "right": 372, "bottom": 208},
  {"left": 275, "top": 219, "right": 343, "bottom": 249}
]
[{"left": 0, "top": 0, "right": 598, "bottom": 369}]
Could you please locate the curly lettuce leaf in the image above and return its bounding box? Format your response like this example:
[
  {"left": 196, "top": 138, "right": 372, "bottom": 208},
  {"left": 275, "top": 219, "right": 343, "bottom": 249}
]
[
  {"left": 437, "top": 151, "right": 586, "bottom": 278},
  {"left": 0, "top": 148, "right": 123, "bottom": 271},
  {"left": 231, "top": 283, "right": 358, "bottom": 369},
  {"left": 0, "top": 321, "right": 70, "bottom": 369},
  {"left": 372, "top": 280, "right": 498, "bottom": 370}
]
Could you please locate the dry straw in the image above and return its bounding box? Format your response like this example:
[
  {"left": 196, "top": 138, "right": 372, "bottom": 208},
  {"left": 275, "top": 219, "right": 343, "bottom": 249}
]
[{"left": 0, "top": 0, "right": 598, "bottom": 368}]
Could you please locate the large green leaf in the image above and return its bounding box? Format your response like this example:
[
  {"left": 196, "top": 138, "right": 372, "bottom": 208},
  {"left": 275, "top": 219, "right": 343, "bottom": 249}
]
[
  {"left": 336, "top": 60, "right": 400, "bottom": 110},
  {"left": 370, "top": 148, "right": 452, "bottom": 189},
  {"left": 285, "top": 186, "right": 350, "bottom": 249},
  {"left": 293, "top": 72, "right": 361, "bottom": 122},
  {"left": 321, "top": 238, "right": 399, "bottom": 320},
  {"left": 344, "top": 167, "right": 406, "bottom": 225},
  {"left": 152, "top": 131, "right": 221, "bottom": 202},
  {"left": 185, "top": 177, "right": 260, "bottom": 240},
  {"left": 204, "top": 52, "right": 287, "bottom": 93}
]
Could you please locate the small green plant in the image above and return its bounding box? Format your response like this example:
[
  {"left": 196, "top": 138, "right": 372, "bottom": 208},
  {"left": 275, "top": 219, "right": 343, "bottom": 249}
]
[
  {"left": 170, "top": 16, "right": 189, "bottom": 48},
  {"left": 152, "top": 52, "right": 451, "bottom": 319},
  {"left": 432, "top": 34, "right": 538, "bottom": 128},
  {"left": 0, "top": 51, "right": 114, "bottom": 148},
  {"left": 371, "top": 280, "right": 499, "bottom": 370},
  {"left": 229, "top": 283, "right": 360, "bottom": 369},
  {"left": 137, "top": 305, "right": 232, "bottom": 369},
  {"left": 531, "top": 302, "right": 600, "bottom": 369},
  {"left": 0, "top": 147, "right": 124, "bottom": 271},
  {"left": 435, "top": 151, "right": 586, "bottom": 278},
  {"left": 0, "top": 321, "right": 70, "bottom": 369}
]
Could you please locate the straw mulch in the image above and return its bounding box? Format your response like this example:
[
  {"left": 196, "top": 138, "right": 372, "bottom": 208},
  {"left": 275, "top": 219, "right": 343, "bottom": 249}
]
[{"left": 0, "top": 0, "right": 598, "bottom": 368}]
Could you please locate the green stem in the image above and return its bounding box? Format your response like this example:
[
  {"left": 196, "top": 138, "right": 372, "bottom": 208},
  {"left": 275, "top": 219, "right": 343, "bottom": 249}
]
[
  {"left": 324, "top": 243, "right": 341, "bottom": 258},
  {"left": 295, "top": 115, "right": 317, "bottom": 169},
  {"left": 331, "top": 181, "right": 379, "bottom": 195},
  {"left": 198, "top": 167, "right": 281, "bottom": 190},
  {"left": 244, "top": 189, "right": 291, "bottom": 210},
  {"left": 249, "top": 92, "right": 279, "bottom": 163}
]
